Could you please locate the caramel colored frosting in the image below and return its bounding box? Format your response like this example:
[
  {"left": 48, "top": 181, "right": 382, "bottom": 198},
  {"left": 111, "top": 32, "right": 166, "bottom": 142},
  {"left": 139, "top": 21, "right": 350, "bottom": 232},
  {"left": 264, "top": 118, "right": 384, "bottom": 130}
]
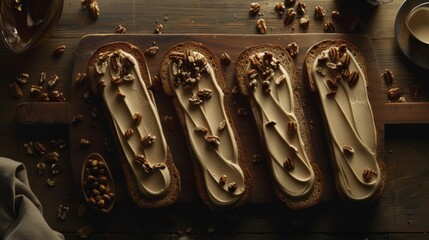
[
  {"left": 247, "top": 52, "right": 315, "bottom": 198},
  {"left": 310, "top": 45, "right": 381, "bottom": 201},
  {"left": 95, "top": 50, "right": 171, "bottom": 199},
  {"left": 167, "top": 50, "right": 246, "bottom": 207}
]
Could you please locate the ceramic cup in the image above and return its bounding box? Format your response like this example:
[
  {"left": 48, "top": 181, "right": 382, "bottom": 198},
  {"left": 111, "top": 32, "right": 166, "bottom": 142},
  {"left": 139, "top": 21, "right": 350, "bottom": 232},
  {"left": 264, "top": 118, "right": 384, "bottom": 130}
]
[
  {"left": 0, "top": 0, "right": 63, "bottom": 54},
  {"left": 406, "top": 2, "right": 429, "bottom": 45}
]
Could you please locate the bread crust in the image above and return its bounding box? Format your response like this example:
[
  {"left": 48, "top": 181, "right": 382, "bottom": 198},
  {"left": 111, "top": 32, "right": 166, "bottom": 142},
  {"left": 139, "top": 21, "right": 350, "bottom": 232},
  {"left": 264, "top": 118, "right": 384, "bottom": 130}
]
[
  {"left": 87, "top": 41, "right": 181, "bottom": 208},
  {"left": 304, "top": 39, "right": 387, "bottom": 203},
  {"left": 159, "top": 41, "right": 252, "bottom": 210},
  {"left": 235, "top": 44, "right": 324, "bottom": 209}
]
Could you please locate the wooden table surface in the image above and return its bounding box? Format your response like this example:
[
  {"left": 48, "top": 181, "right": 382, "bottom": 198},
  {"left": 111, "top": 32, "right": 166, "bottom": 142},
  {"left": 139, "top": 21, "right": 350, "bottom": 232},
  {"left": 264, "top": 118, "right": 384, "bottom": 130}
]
[{"left": 1, "top": 0, "right": 429, "bottom": 239}]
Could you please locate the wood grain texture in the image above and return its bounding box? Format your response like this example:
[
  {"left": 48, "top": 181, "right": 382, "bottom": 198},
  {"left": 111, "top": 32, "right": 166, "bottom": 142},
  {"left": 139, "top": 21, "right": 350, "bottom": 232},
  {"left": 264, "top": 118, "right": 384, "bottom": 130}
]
[{"left": 1, "top": 0, "right": 429, "bottom": 238}]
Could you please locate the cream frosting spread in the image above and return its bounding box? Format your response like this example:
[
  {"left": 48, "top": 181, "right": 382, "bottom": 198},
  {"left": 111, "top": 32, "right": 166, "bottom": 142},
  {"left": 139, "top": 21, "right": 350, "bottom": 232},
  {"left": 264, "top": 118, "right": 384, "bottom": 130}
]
[
  {"left": 168, "top": 50, "right": 246, "bottom": 207},
  {"left": 247, "top": 52, "right": 315, "bottom": 198},
  {"left": 310, "top": 45, "right": 381, "bottom": 201},
  {"left": 95, "top": 49, "right": 171, "bottom": 199}
]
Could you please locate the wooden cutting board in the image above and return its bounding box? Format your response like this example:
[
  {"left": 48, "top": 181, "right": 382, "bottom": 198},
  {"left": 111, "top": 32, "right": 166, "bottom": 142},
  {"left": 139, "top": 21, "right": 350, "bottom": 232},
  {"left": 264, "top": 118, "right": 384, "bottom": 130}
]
[{"left": 17, "top": 34, "right": 429, "bottom": 205}]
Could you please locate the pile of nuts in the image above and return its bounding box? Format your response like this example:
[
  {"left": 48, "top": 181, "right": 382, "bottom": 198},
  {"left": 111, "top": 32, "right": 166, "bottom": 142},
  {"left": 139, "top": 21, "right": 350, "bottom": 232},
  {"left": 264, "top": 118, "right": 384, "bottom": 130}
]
[{"left": 82, "top": 155, "right": 115, "bottom": 213}]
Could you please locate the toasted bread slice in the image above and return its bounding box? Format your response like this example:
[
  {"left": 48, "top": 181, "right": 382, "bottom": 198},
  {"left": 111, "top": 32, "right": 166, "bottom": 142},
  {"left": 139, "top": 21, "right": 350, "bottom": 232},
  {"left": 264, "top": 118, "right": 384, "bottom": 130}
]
[
  {"left": 159, "top": 41, "right": 252, "bottom": 210},
  {"left": 235, "top": 44, "right": 324, "bottom": 209},
  {"left": 304, "top": 39, "right": 387, "bottom": 202},
  {"left": 87, "top": 42, "right": 181, "bottom": 208}
]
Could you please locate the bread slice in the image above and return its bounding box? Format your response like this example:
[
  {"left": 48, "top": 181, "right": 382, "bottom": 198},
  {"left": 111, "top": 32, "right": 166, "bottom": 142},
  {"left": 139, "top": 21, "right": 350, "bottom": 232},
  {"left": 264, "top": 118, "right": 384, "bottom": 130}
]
[
  {"left": 87, "top": 41, "right": 181, "bottom": 208},
  {"left": 159, "top": 41, "right": 252, "bottom": 210},
  {"left": 304, "top": 39, "right": 387, "bottom": 202},
  {"left": 235, "top": 44, "right": 324, "bottom": 209}
]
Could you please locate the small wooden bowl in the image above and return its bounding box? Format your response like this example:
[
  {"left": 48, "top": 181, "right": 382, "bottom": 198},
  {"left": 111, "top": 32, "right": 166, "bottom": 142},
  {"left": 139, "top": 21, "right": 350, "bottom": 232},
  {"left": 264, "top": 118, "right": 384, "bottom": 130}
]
[{"left": 81, "top": 153, "right": 116, "bottom": 213}]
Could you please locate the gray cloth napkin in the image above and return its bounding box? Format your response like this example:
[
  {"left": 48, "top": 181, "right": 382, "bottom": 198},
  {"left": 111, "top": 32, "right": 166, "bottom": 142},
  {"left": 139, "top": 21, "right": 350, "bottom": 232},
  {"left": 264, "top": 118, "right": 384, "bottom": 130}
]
[{"left": 0, "top": 157, "right": 64, "bottom": 240}]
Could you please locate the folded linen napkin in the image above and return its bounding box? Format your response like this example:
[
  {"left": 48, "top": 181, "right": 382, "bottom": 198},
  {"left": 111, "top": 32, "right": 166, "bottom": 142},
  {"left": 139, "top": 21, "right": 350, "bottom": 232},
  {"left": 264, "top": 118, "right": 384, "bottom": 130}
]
[{"left": 0, "top": 157, "right": 64, "bottom": 240}]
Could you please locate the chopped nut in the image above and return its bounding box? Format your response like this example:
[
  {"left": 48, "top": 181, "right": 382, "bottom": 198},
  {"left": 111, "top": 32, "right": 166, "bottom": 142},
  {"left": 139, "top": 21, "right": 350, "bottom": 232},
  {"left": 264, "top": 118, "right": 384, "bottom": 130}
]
[
  {"left": 154, "top": 23, "right": 163, "bottom": 34},
  {"left": 283, "top": 157, "right": 295, "bottom": 171},
  {"left": 132, "top": 112, "right": 142, "bottom": 125},
  {"left": 46, "top": 151, "right": 60, "bottom": 163},
  {"left": 331, "top": 10, "right": 341, "bottom": 20},
  {"left": 249, "top": 2, "right": 261, "bottom": 16},
  {"left": 286, "top": 42, "right": 299, "bottom": 57},
  {"left": 220, "top": 52, "right": 232, "bottom": 66},
  {"left": 46, "top": 177, "right": 56, "bottom": 187},
  {"left": 275, "top": 2, "right": 286, "bottom": 15},
  {"left": 256, "top": 19, "right": 267, "bottom": 34},
  {"left": 299, "top": 15, "right": 309, "bottom": 28},
  {"left": 53, "top": 45, "right": 66, "bottom": 58},
  {"left": 228, "top": 182, "right": 237, "bottom": 192},
  {"left": 296, "top": 2, "right": 307, "bottom": 15},
  {"left": 327, "top": 78, "right": 338, "bottom": 91},
  {"left": 381, "top": 69, "right": 394, "bottom": 85},
  {"left": 36, "top": 162, "right": 46, "bottom": 176},
  {"left": 219, "top": 175, "right": 227, "bottom": 186},
  {"left": 388, "top": 87, "right": 402, "bottom": 101},
  {"left": 124, "top": 129, "right": 134, "bottom": 139},
  {"left": 284, "top": 8, "right": 296, "bottom": 25},
  {"left": 314, "top": 6, "right": 326, "bottom": 19},
  {"left": 347, "top": 71, "right": 359, "bottom": 87},
  {"left": 323, "top": 21, "right": 335, "bottom": 33},
  {"left": 205, "top": 135, "right": 220, "bottom": 145},
  {"left": 195, "top": 126, "right": 209, "bottom": 134},
  {"left": 287, "top": 120, "right": 297, "bottom": 134},
  {"left": 72, "top": 114, "right": 84, "bottom": 126},
  {"left": 218, "top": 120, "right": 226, "bottom": 131},
  {"left": 189, "top": 95, "right": 203, "bottom": 105},
  {"left": 115, "top": 24, "right": 126, "bottom": 33},
  {"left": 343, "top": 145, "right": 354, "bottom": 155},
  {"left": 141, "top": 134, "right": 156, "bottom": 146},
  {"left": 80, "top": 138, "right": 91, "bottom": 147},
  {"left": 33, "top": 141, "right": 46, "bottom": 155},
  {"left": 362, "top": 168, "right": 373, "bottom": 182},
  {"left": 39, "top": 72, "right": 46, "bottom": 85},
  {"left": 9, "top": 82, "right": 23, "bottom": 99},
  {"left": 196, "top": 88, "right": 212, "bottom": 99},
  {"left": 48, "top": 74, "right": 59, "bottom": 89},
  {"left": 51, "top": 163, "right": 63, "bottom": 175},
  {"left": 89, "top": 1, "right": 99, "bottom": 20},
  {"left": 16, "top": 73, "right": 29, "bottom": 84},
  {"left": 57, "top": 204, "right": 70, "bottom": 220},
  {"left": 265, "top": 120, "right": 277, "bottom": 127},
  {"left": 145, "top": 46, "right": 159, "bottom": 56},
  {"left": 30, "top": 84, "right": 43, "bottom": 96}
]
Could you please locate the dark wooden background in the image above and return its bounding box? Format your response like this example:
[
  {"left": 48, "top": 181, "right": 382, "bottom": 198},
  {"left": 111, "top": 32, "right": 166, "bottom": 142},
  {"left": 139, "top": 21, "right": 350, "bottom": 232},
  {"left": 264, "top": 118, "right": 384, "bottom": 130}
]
[{"left": 1, "top": 0, "right": 429, "bottom": 239}]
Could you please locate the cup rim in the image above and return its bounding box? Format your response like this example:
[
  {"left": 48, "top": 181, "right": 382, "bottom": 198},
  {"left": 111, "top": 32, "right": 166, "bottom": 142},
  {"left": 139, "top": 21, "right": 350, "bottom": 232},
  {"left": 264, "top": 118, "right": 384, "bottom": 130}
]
[
  {"left": 0, "top": 0, "right": 63, "bottom": 54},
  {"left": 405, "top": 2, "right": 429, "bottom": 45}
]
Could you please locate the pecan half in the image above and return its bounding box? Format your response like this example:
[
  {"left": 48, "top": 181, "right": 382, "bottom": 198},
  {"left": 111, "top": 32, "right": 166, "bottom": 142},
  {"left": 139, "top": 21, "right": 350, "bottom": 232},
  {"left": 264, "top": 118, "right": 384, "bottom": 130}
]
[
  {"left": 9, "top": 82, "right": 23, "bottom": 99},
  {"left": 141, "top": 134, "right": 156, "bottom": 146},
  {"left": 314, "top": 6, "right": 326, "bottom": 19},
  {"left": 323, "top": 21, "right": 335, "bottom": 32},
  {"left": 347, "top": 71, "right": 359, "bottom": 87},
  {"left": 296, "top": 2, "right": 307, "bottom": 15},
  {"left": 53, "top": 45, "right": 66, "bottom": 58},
  {"left": 381, "top": 69, "right": 394, "bottom": 85},
  {"left": 362, "top": 168, "right": 373, "bottom": 182},
  {"left": 145, "top": 46, "right": 159, "bottom": 56},
  {"left": 249, "top": 2, "right": 261, "bottom": 16},
  {"left": 388, "top": 87, "right": 402, "bottom": 101},
  {"left": 275, "top": 2, "right": 286, "bottom": 15},
  {"left": 284, "top": 8, "right": 296, "bottom": 25},
  {"left": 343, "top": 145, "right": 354, "bottom": 155},
  {"left": 16, "top": 73, "right": 29, "bottom": 84},
  {"left": 228, "top": 182, "right": 237, "bottom": 192},
  {"left": 286, "top": 42, "right": 299, "bottom": 57},
  {"left": 89, "top": 1, "right": 99, "bottom": 20},
  {"left": 220, "top": 52, "right": 232, "bottom": 66},
  {"left": 219, "top": 175, "right": 227, "bottom": 186},
  {"left": 115, "top": 24, "right": 126, "bottom": 33},
  {"left": 256, "top": 19, "right": 267, "bottom": 34},
  {"left": 283, "top": 157, "right": 295, "bottom": 171},
  {"left": 299, "top": 15, "right": 309, "bottom": 28}
]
